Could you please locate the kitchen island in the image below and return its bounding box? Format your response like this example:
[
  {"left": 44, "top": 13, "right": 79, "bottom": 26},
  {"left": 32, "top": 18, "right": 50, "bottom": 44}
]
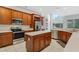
[
  {"left": 51, "top": 29, "right": 73, "bottom": 44},
  {"left": 24, "top": 30, "right": 51, "bottom": 52}
]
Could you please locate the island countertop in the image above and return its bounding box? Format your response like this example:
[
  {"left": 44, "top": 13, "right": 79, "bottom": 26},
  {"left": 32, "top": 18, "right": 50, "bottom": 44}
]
[
  {"left": 25, "top": 30, "right": 51, "bottom": 36},
  {"left": 51, "top": 28, "right": 79, "bottom": 33},
  {"left": 0, "top": 31, "right": 12, "bottom": 33}
]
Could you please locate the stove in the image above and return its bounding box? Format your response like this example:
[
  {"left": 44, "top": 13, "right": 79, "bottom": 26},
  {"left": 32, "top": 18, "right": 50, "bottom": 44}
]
[{"left": 11, "top": 28, "right": 24, "bottom": 39}]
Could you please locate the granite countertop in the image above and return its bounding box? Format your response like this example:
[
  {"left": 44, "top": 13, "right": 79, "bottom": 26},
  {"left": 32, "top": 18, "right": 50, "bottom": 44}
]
[
  {"left": 51, "top": 28, "right": 79, "bottom": 33},
  {"left": 23, "top": 28, "right": 33, "bottom": 31},
  {"left": 0, "top": 31, "right": 12, "bottom": 33},
  {"left": 64, "top": 31, "right": 79, "bottom": 52},
  {"left": 25, "top": 30, "right": 51, "bottom": 36},
  {"left": 0, "top": 28, "right": 33, "bottom": 33}
]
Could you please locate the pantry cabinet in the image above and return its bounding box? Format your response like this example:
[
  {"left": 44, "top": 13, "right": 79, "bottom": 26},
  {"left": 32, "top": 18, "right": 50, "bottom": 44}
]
[
  {"left": 0, "top": 7, "right": 12, "bottom": 24},
  {"left": 0, "top": 32, "right": 13, "bottom": 47}
]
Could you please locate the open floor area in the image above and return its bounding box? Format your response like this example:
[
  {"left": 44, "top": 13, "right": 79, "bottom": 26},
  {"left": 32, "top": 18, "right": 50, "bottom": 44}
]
[{"left": 0, "top": 39, "right": 64, "bottom": 52}]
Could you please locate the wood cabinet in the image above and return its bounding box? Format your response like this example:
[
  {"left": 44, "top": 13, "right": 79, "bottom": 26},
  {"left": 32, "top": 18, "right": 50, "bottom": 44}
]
[
  {"left": 25, "top": 32, "right": 51, "bottom": 52},
  {"left": 25, "top": 35, "right": 33, "bottom": 52},
  {"left": 12, "top": 10, "right": 23, "bottom": 19},
  {"left": 22, "top": 13, "right": 28, "bottom": 25},
  {"left": 0, "top": 7, "right": 12, "bottom": 24},
  {"left": 0, "top": 32, "right": 13, "bottom": 47},
  {"left": 23, "top": 13, "right": 32, "bottom": 25},
  {"left": 45, "top": 33, "right": 51, "bottom": 46},
  {"left": 27, "top": 14, "right": 32, "bottom": 25},
  {"left": 32, "top": 14, "right": 44, "bottom": 30},
  {"left": 0, "top": 7, "right": 43, "bottom": 26},
  {"left": 33, "top": 36, "right": 40, "bottom": 52},
  {"left": 58, "top": 31, "right": 72, "bottom": 43}
]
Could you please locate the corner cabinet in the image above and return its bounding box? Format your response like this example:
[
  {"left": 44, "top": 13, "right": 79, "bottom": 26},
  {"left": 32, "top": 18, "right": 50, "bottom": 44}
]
[
  {"left": 0, "top": 7, "right": 12, "bottom": 24},
  {"left": 0, "top": 32, "right": 13, "bottom": 47}
]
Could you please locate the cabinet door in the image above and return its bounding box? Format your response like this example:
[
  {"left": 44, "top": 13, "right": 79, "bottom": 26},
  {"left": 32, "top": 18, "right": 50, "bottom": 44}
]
[
  {"left": 23, "top": 13, "right": 28, "bottom": 25},
  {"left": 45, "top": 33, "right": 51, "bottom": 46},
  {"left": 66, "top": 32, "right": 72, "bottom": 43},
  {"left": 33, "top": 36, "right": 40, "bottom": 52},
  {"left": 0, "top": 35, "right": 4, "bottom": 47},
  {"left": 2, "top": 32, "right": 13, "bottom": 46},
  {"left": 12, "top": 10, "right": 23, "bottom": 19},
  {"left": 62, "top": 32, "right": 67, "bottom": 43},
  {"left": 58, "top": 31, "right": 62, "bottom": 40},
  {"left": 12, "top": 10, "right": 18, "bottom": 18},
  {"left": 17, "top": 11, "right": 23, "bottom": 19},
  {"left": 39, "top": 34, "right": 45, "bottom": 50},
  {"left": 0, "top": 7, "right": 12, "bottom": 24},
  {"left": 26, "top": 36, "right": 33, "bottom": 52},
  {"left": 27, "top": 14, "right": 32, "bottom": 25}
]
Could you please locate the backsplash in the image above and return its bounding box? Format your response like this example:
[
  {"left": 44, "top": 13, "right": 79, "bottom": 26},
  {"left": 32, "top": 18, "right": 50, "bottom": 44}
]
[{"left": 0, "top": 25, "right": 30, "bottom": 31}]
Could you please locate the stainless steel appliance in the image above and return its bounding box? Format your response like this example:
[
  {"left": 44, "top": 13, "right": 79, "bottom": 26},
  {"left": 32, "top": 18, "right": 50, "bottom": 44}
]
[
  {"left": 12, "top": 18, "right": 22, "bottom": 25},
  {"left": 11, "top": 27, "right": 24, "bottom": 39},
  {"left": 34, "top": 21, "right": 42, "bottom": 31}
]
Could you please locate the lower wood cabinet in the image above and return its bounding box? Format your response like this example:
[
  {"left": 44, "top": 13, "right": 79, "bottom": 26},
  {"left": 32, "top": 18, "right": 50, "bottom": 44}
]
[
  {"left": 0, "top": 32, "right": 13, "bottom": 47},
  {"left": 25, "top": 32, "right": 51, "bottom": 52},
  {"left": 25, "top": 36, "right": 33, "bottom": 52},
  {"left": 58, "top": 31, "right": 72, "bottom": 43},
  {"left": 33, "top": 36, "right": 40, "bottom": 52}
]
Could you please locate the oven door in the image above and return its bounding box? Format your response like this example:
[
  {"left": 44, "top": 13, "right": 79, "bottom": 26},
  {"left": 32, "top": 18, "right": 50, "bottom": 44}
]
[{"left": 13, "top": 31, "right": 24, "bottom": 39}]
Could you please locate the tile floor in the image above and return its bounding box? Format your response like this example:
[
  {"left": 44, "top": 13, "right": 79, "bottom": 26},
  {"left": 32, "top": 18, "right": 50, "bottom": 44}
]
[{"left": 0, "top": 39, "right": 64, "bottom": 52}]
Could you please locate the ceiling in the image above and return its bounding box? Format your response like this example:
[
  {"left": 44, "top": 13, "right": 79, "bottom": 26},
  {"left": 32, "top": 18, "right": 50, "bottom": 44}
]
[{"left": 26, "top": 6, "right": 79, "bottom": 16}]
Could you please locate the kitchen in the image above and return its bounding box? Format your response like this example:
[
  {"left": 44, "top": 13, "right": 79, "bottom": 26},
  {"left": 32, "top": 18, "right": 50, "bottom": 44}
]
[{"left": 0, "top": 6, "right": 79, "bottom": 52}]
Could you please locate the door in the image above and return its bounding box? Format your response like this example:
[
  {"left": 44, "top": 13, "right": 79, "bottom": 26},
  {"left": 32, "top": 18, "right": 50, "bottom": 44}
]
[{"left": 0, "top": 7, "right": 12, "bottom": 24}]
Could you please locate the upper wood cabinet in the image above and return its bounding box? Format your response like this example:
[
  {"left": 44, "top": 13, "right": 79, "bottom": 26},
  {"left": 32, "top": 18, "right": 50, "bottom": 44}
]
[
  {"left": 17, "top": 11, "right": 23, "bottom": 19},
  {"left": 22, "top": 13, "right": 28, "bottom": 25},
  {"left": 0, "top": 7, "right": 43, "bottom": 26},
  {"left": 27, "top": 14, "right": 32, "bottom": 25},
  {"left": 23, "top": 13, "right": 32, "bottom": 25},
  {"left": 0, "top": 7, "right": 12, "bottom": 24},
  {"left": 12, "top": 10, "right": 23, "bottom": 19}
]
